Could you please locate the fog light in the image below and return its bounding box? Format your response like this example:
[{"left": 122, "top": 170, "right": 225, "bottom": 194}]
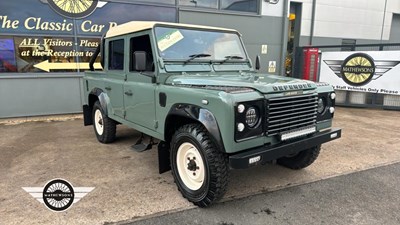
[
  {"left": 329, "top": 107, "right": 335, "bottom": 113},
  {"left": 237, "top": 123, "right": 245, "bottom": 132},
  {"left": 330, "top": 93, "right": 336, "bottom": 100},
  {"left": 238, "top": 104, "right": 245, "bottom": 113}
]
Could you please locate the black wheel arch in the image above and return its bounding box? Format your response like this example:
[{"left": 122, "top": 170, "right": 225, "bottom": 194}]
[
  {"left": 83, "top": 88, "right": 109, "bottom": 126},
  {"left": 164, "top": 104, "right": 225, "bottom": 152}
]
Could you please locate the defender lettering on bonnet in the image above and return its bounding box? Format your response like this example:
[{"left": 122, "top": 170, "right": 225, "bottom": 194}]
[
  {"left": 82, "top": 21, "right": 341, "bottom": 207},
  {"left": 272, "top": 83, "right": 312, "bottom": 91}
]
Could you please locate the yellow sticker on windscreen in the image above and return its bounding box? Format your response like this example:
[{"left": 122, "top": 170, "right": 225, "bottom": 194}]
[{"left": 157, "top": 30, "right": 184, "bottom": 52}]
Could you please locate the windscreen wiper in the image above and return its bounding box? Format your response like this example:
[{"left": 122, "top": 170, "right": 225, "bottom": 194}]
[
  {"left": 220, "top": 55, "right": 244, "bottom": 64},
  {"left": 184, "top": 53, "right": 212, "bottom": 64}
]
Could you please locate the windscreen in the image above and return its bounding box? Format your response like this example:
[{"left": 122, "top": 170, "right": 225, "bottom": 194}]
[{"left": 154, "top": 26, "right": 247, "bottom": 61}]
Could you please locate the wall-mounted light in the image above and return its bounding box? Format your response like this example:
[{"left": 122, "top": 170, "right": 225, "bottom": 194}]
[{"left": 265, "top": 0, "right": 279, "bottom": 4}]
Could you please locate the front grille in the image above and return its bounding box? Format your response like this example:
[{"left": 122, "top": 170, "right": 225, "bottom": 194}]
[{"left": 266, "top": 94, "right": 318, "bottom": 136}]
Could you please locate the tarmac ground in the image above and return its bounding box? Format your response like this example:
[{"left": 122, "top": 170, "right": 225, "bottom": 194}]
[
  {"left": 0, "top": 107, "right": 399, "bottom": 225},
  {"left": 128, "top": 162, "right": 400, "bottom": 225}
]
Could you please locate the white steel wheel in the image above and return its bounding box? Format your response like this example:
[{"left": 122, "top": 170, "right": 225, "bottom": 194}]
[
  {"left": 94, "top": 109, "right": 104, "bottom": 136},
  {"left": 176, "top": 142, "right": 205, "bottom": 191},
  {"left": 170, "top": 123, "right": 229, "bottom": 207},
  {"left": 92, "top": 101, "right": 116, "bottom": 143}
]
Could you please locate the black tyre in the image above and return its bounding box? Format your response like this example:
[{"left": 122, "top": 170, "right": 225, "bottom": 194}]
[
  {"left": 277, "top": 145, "right": 321, "bottom": 170},
  {"left": 92, "top": 101, "right": 116, "bottom": 143},
  {"left": 170, "top": 124, "right": 229, "bottom": 207}
]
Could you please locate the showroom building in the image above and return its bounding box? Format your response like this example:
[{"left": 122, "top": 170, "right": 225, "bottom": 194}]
[{"left": 0, "top": 0, "right": 399, "bottom": 118}]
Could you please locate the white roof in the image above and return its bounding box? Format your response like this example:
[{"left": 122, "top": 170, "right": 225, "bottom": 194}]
[{"left": 105, "top": 21, "right": 238, "bottom": 38}]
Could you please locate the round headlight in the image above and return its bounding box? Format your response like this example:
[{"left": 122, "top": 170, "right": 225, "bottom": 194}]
[
  {"left": 330, "top": 93, "right": 336, "bottom": 100},
  {"left": 317, "top": 98, "right": 326, "bottom": 114},
  {"left": 245, "top": 107, "right": 259, "bottom": 128}
]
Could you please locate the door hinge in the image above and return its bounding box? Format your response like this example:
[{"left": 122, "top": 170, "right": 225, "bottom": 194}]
[{"left": 154, "top": 120, "right": 158, "bottom": 129}]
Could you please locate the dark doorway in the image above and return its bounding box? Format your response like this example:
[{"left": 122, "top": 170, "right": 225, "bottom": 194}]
[{"left": 286, "top": 2, "right": 302, "bottom": 76}]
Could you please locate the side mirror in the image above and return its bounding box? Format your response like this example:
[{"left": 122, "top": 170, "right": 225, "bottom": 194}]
[
  {"left": 133, "top": 51, "right": 146, "bottom": 71},
  {"left": 255, "top": 55, "right": 261, "bottom": 71}
]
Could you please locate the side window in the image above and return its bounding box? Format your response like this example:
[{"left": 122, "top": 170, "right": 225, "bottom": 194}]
[
  {"left": 130, "top": 35, "right": 154, "bottom": 72},
  {"left": 108, "top": 39, "right": 124, "bottom": 70}
]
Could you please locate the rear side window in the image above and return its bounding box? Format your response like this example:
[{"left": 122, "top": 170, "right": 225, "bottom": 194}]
[{"left": 109, "top": 39, "right": 124, "bottom": 70}]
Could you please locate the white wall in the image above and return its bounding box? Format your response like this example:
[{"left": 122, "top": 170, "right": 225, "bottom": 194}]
[
  {"left": 278, "top": 0, "right": 400, "bottom": 41},
  {"left": 261, "top": 0, "right": 285, "bottom": 17}
]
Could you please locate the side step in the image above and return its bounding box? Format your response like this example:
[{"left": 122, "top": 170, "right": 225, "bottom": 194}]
[{"left": 131, "top": 133, "right": 157, "bottom": 152}]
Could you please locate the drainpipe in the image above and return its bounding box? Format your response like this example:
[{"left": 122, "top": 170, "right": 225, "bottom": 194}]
[
  {"left": 309, "top": 0, "right": 316, "bottom": 45},
  {"left": 380, "top": 0, "right": 388, "bottom": 43},
  {"left": 280, "top": 0, "right": 289, "bottom": 76}
]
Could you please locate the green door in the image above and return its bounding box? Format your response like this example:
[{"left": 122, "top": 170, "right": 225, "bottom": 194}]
[
  {"left": 104, "top": 73, "right": 125, "bottom": 118},
  {"left": 105, "top": 38, "right": 126, "bottom": 118},
  {"left": 123, "top": 33, "right": 157, "bottom": 130},
  {"left": 124, "top": 74, "right": 156, "bottom": 130}
]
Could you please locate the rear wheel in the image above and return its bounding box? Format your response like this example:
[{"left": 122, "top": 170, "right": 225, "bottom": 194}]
[
  {"left": 92, "top": 101, "right": 116, "bottom": 143},
  {"left": 170, "top": 124, "right": 229, "bottom": 207},
  {"left": 277, "top": 145, "right": 321, "bottom": 170}
]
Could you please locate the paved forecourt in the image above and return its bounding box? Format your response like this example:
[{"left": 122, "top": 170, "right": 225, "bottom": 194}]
[{"left": 0, "top": 107, "right": 399, "bottom": 224}]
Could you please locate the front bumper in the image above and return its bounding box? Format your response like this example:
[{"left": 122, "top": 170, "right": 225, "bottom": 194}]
[{"left": 229, "top": 128, "right": 341, "bottom": 169}]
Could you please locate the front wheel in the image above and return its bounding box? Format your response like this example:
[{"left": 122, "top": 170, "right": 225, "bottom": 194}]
[
  {"left": 170, "top": 124, "right": 229, "bottom": 207},
  {"left": 277, "top": 145, "right": 321, "bottom": 170},
  {"left": 92, "top": 101, "right": 116, "bottom": 143}
]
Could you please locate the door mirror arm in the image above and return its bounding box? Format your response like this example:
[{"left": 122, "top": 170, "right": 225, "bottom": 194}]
[{"left": 139, "top": 72, "right": 156, "bottom": 83}]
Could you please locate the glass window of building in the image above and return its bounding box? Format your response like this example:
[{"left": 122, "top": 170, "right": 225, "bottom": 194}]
[
  {"left": 0, "top": 36, "right": 78, "bottom": 73},
  {"left": 179, "top": 0, "right": 218, "bottom": 9},
  {"left": 132, "top": 0, "right": 176, "bottom": 5},
  {"left": 77, "top": 37, "right": 101, "bottom": 71},
  {"left": 0, "top": 37, "right": 18, "bottom": 73},
  {"left": 0, "top": 0, "right": 176, "bottom": 74},
  {"left": 220, "top": 0, "right": 258, "bottom": 13}
]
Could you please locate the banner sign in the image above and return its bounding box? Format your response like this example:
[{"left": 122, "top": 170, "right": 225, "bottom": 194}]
[
  {"left": 320, "top": 51, "right": 400, "bottom": 95},
  {"left": 0, "top": 0, "right": 176, "bottom": 73},
  {"left": 0, "top": 0, "right": 176, "bottom": 36}
]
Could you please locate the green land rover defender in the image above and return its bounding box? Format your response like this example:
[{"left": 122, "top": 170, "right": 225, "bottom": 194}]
[{"left": 82, "top": 21, "right": 341, "bottom": 207}]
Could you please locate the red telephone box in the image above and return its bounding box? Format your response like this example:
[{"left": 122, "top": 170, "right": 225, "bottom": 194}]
[{"left": 302, "top": 48, "right": 319, "bottom": 81}]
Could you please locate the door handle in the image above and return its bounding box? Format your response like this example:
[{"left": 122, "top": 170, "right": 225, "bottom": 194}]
[
  {"left": 124, "top": 90, "right": 133, "bottom": 96},
  {"left": 105, "top": 86, "right": 111, "bottom": 91}
]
